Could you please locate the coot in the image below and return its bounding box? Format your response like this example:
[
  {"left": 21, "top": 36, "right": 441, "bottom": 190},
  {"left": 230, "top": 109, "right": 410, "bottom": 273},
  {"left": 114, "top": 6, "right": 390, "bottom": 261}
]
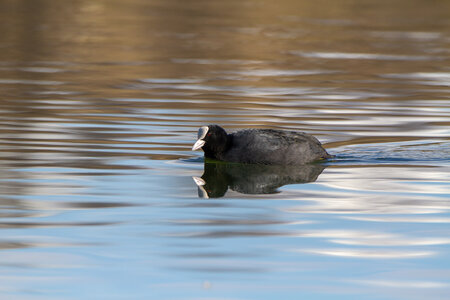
[{"left": 192, "top": 124, "right": 332, "bottom": 165}]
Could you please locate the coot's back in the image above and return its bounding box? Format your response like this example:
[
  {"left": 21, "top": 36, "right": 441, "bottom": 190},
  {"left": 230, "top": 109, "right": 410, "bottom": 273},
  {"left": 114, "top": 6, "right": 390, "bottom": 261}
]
[{"left": 223, "top": 129, "right": 330, "bottom": 165}]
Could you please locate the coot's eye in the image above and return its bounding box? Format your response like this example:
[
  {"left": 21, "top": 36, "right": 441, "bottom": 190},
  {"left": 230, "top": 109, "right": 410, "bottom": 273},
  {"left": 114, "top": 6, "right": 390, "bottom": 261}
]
[{"left": 207, "top": 133, "right": 211, "bottom": 137}]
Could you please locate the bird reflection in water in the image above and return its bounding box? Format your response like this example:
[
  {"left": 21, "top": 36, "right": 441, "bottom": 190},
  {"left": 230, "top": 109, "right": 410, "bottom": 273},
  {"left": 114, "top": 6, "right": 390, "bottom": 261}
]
[{"left": 193, "top": 161, "right": 326, "bottom": 198}]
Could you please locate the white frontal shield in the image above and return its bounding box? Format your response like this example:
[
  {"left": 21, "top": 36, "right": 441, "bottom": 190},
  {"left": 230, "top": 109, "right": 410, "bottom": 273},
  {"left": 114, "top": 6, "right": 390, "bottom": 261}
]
[{"left": 192, "top": 126, "right": 209, "bottom": 150}]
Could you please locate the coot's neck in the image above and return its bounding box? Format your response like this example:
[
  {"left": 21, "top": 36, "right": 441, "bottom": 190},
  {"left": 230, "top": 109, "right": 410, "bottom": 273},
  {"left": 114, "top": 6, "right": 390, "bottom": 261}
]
[{"left": 204, "top": 134, "right": 232, "bottom": 160}]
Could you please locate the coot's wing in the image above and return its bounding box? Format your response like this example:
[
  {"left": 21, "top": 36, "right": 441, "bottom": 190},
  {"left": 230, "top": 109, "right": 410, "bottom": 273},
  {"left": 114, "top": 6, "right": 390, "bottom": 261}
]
[{"left": 226, "top": 129, "right": 328, "bottom": 165}]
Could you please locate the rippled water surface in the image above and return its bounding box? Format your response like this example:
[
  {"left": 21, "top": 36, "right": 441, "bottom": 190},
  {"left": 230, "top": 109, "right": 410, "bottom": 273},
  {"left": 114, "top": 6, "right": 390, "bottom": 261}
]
[{"left": 1, "top": 0, "right": 449, "bottom": 299}]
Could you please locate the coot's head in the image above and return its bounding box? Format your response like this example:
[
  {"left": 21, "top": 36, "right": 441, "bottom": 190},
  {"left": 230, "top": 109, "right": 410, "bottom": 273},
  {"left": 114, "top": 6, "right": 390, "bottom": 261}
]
[{"left": 192, "top": 125, "right": 229, "bottom": 159}]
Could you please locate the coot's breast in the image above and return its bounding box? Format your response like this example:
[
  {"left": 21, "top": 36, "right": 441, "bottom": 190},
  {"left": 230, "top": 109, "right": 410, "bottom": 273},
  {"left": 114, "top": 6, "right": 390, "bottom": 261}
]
[{"left": 222, "top": 129, "right": 328, "bottom": 165}]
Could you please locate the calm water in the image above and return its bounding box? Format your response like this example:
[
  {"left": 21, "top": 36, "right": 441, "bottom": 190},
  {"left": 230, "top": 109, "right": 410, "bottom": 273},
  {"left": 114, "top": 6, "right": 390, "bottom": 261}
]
[{"left": 0, "top": 0, "right": 449, "bottom": 299}]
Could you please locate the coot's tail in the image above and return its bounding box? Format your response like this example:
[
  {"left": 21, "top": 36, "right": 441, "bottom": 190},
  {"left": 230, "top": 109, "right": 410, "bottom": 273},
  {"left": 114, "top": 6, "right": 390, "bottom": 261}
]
[{"left": 322, "top": 152, "right": 335, "bottom": 160}]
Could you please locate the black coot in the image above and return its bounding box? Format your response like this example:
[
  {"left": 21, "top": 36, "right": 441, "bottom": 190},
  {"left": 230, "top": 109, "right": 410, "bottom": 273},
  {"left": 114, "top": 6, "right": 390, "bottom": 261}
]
[{"left": 192, "top": 124, "right": 332, "bottom": 165}]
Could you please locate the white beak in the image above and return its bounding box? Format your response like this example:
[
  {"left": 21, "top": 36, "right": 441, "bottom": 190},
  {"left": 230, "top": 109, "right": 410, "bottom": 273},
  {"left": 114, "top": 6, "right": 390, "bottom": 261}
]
[
  {"left": 192, "top": 176, "right": 206, "bottom": 186},
  {"left": 192, "top": 139, "right": 205, "bottom": 151}
]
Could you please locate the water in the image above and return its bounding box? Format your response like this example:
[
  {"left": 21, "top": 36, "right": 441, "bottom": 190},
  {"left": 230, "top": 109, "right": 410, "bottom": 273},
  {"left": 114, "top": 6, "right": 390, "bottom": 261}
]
[{"left": 0, "top": 0, "right": 449, "bottom": 299}]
